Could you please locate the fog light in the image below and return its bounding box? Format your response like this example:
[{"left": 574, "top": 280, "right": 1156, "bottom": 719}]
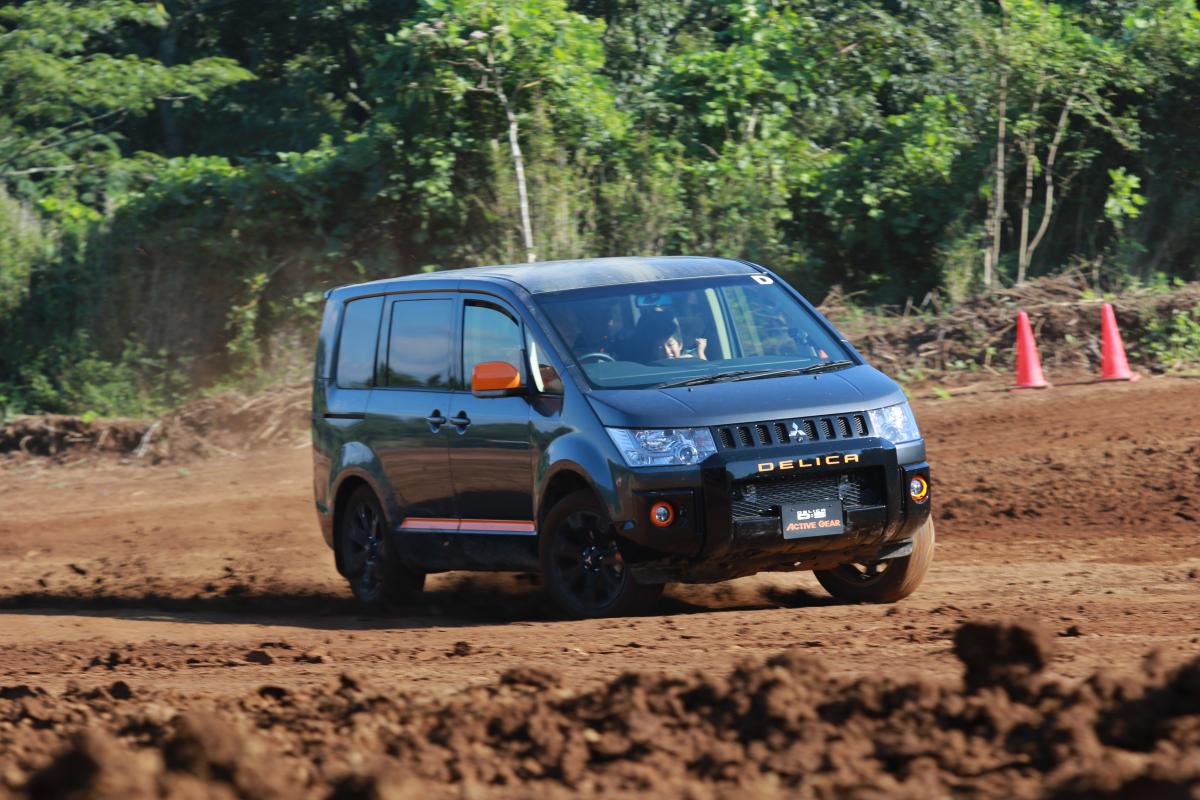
[
  {"left": 650, "top": 501, "right": 675, "bottom": 527},
  {"left": 909, "top": 475, "right": 929, "bottom": 503}
]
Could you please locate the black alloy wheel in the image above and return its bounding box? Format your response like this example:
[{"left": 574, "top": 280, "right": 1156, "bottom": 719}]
[
  {"left": 541, "top": 490, "right": 663, "bottom": 618},
  {"left": 337, "top": 485, "right": 424, "bottom": 608}
]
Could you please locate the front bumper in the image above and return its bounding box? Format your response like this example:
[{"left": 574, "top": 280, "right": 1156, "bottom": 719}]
[{"left": 612, "top": 437, "right": 930, "bottom": 583}]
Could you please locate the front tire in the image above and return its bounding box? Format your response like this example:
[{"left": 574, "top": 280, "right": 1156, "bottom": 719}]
[
  {"left": 541, "top": 490, "right": 663, "bottom": 618},
  {"left": 337, "top": 486, "right": 425, "bottom": 608},
  {"left": 814, "top": 518, "right": 935, "bottom": 603}
]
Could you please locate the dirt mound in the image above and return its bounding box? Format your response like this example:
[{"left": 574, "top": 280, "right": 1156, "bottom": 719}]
[
  {"left": 151, "top": 383, "right": 309, "bottom": 459},
  {"left": 0, "top": 415, "right": 148, "bottom": 461},
  {"left": 0, "top": 384, "right": 308, "bottom": 464},
  {"left": 4, "top": 620, "right": 1200, "bottom": 799},
  {"left": 824, "top": 273, "right": 1200, "bottom": 383}
]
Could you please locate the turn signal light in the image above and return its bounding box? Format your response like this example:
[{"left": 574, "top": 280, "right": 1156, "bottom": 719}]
[
  {"left": 909, "top": 475, "right": 929, "bottom": 503},
  {"left": 649, "top": 501, "right": 675, "bottom": 528}
]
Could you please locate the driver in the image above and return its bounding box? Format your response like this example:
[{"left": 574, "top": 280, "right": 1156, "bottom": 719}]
[{"left": 573, "top": 301, "right": 623, "bottom": 356}]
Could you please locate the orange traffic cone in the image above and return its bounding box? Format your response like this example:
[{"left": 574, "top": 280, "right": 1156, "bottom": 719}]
[
  {"left": 1013, "top": 310, "right": 1049, "bottom": 389},
  {"left": 1099, "top": 302, "right": 1139, "bottom": 381}
]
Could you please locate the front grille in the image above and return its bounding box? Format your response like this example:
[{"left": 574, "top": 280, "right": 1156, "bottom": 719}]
[
  {"left": 714, "top": 412, "right": 870, "bottom": 450},
  {"left": 731, "top": 469, "right": 884, "bottom": 520}
]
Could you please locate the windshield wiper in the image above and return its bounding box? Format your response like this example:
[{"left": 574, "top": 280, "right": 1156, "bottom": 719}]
[
  {"left": 724, "top": 361, "right": 852, "bottom": 382},
  {"left": 655, "top": 361, "right": 854, "bottom": 388},
  {"left": 725, "top": 367, "right": 809, "bottom": 382},
  {"left": 797, "top": 359, "right": 855, "bottom": 375},
  {"left": 654, "top": 370, "right": 765, "bottom": 389}
]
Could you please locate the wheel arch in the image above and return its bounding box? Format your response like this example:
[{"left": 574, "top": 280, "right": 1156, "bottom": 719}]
[
  {"left": 536, "top": 429, "right": 622, "bottom": 532},
  {"left": 538, "top": 468, "right": 595, "bottom": 530},
  {"left": 330, "top": 472, "right": 383, "bottom": 575}
]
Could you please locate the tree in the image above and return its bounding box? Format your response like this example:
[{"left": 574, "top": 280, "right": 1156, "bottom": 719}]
[
  {"left": 982, "top": 0, "right": 1144, "bottom": 287},
  {"left": 385, "top": 0, "right": 618, "bottom": 263},
  {"left": 0, "top": 0, "right": 251, "bottom": 200}
]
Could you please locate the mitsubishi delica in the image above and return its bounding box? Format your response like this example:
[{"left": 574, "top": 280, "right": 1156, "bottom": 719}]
[{"left": 312, "top": 257, "right": 933, "bottom": 617}]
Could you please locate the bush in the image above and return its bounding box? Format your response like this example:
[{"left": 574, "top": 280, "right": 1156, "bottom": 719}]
[
  {"left": 1139, "top": 303, "right": 1200, "bottom": 372},
  {"left": 0, "top": 334, "right": 189, "bottom": 419}
]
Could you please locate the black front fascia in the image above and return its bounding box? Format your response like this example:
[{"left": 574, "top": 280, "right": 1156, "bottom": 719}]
[
  {"left": 706, "top": 436, "right": 918, "bottom": 557},
  {"left": 617, "top": 437, "right": 930, "bottom": 579}
]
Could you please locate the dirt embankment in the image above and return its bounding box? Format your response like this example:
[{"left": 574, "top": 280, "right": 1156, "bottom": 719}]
[
  {"left": 0, "top": 384, "right": 308, "bottom": 464},
  {"left": 823, "top": 273, "right": 1200, "bottom": 383},
  {"left": 2, "top": 618, "right": 1198, "bottom": 799}
]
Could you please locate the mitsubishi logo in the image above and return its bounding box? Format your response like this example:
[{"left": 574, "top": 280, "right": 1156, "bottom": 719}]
[{"left": 789, "top": 422, "right": 807, "bottom": 442}]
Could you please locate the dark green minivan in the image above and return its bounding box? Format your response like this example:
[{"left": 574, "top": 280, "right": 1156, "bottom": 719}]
[{"left": 312, "top": 257, "right": 933, "bottom": 617}]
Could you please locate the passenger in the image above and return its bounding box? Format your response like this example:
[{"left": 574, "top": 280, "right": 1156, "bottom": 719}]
[
  {"left": 629, "top": 310, "right": 707, "bottom": 362},
  {"left": 663, "top": 333, "right": 707, "bottom": 360}
]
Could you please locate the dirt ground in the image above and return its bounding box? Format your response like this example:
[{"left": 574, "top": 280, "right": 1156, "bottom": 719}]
[{"left": 1, "top": 376, "right": 1198, "bottom": 797}]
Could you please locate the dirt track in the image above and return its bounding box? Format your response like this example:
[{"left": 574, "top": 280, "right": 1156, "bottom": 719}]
[{"left": 1, "top": 377, "right": 1199, "bottom": 796}]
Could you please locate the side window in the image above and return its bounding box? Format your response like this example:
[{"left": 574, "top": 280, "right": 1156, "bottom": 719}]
[
  {"left": 526, "top": 328, "right": 564, "bottom": 395},
  {"left": 463, "top": 301, "right": 524, "bottom": 384},
  {"left": 385, "top": 298, "right": 453, "bottom": 388},
  {"left": 335, "top": 296, "right": 383, "bottom": 389}
]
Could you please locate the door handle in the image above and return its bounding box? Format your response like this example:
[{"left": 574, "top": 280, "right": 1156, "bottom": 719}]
[
  {"left": 449, "top": 412, "right": 471, "bottom": 430},
  {"left": 425, "top": 411, "right": 447, "bottom": 429}
]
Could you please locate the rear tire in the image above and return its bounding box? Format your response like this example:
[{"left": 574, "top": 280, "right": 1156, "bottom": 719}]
[
  {"left": 540, "top": 490, "right": 663, "bottom": 618},
  {"left": 337, "top": 486, "right": 425, "bottom": 608},
  {"left": 814, "top": 518, "right": 935, "bottom": 603}
]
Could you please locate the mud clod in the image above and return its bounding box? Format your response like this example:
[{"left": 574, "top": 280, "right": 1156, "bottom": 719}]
[
  {"left": 954, "top": 618, "right": 1055, "bottom": 691},
  {"left": 243, "top": 649, "right": 274, "bottom": 665},
  {"left": 162, "top": 711, "right": 292, "bottom": 798},
  {"left": 500, "top": 666, "right": 561, "bottom": 690},
  {"left": 26, "top": 729, "right": 157, "bottom": 800},
  {"left": 107, "top": 681, "right": 132, "bottom": 700}
]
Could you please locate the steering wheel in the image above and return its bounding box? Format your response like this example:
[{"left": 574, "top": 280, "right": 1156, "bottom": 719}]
[{"left": 579, "top": 352, "right": 615, "bottom": 364}]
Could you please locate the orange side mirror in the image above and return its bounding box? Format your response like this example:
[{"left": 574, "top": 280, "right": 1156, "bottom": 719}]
[{"left": 471, "top": 360, "right": 524, "bottom": 397}]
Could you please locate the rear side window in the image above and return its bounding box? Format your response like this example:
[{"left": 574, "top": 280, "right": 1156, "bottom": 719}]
[
  {"left": 463, "top": 301, "right": 524, "bottom": 383},
  {"left": 385, "top": 298, "right": 453, "bottom": 388},
  {"left": 335, "top": 296, "right": 383, "bottom": 388}
]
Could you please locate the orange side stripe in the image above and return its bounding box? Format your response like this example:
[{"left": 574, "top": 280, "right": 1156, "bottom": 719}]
[
  {"left": 458, "top": 520, "right": 535, "bottom": 533},
  {"left": 400, "top": 517, "right": 460, "bottom": 532},
  {"left": 399, "top": 518, "right": 536, "bottom": 533}
]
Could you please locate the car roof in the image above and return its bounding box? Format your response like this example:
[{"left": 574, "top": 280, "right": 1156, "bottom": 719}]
[{"left": 329, "top": 256, "right": 763, "bottom": 300}]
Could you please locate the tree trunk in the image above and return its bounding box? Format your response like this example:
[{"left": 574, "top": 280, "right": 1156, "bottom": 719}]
[
  {"left": 986, "top": 69, "right": 1008, "bottom": 292},
  {"left": 1017, "top": 138, "right": 1033, "bottom": 285},
  {"left": 1026, "top": 94, "right": 1075, "bottom": 269},
  {"left": 494, "top": 83, "right": 536, "bottom": 263},
  {"left": 157, "top": 0, "right": 182, "bottom": 157},
  {"left": 1017, "top": 81, "right": 1046, "bottom": 285}
]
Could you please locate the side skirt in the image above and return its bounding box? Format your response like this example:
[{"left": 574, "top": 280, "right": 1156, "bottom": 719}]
[{"left": 390, "top": 518, "right": 539, "bottom": 572}]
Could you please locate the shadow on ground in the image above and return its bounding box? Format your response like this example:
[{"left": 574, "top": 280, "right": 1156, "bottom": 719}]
[{"left": 0, "top": 573, "right": 842, "bottom": 629}]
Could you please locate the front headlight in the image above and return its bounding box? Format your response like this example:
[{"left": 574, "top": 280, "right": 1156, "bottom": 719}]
[
  {"left": 606, "top": 427, "right": 717, "bottom": 467},
  {"left": 866, "top": 402, "right": 921, "bottom": 444}
]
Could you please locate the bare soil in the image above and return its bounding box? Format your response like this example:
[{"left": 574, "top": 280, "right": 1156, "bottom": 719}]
[{"left": 1, "top": 377, "right": 1198, "bottom": 797}]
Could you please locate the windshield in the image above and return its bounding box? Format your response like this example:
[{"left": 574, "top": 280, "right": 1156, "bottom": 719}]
[{"left": 535, "top": 275, "right": 851, "bottom": 389}]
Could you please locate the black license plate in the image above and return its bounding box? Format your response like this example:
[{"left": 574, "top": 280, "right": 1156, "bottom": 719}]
[{"left": 780, "top": 500, "right": 845, "bottom": 539}]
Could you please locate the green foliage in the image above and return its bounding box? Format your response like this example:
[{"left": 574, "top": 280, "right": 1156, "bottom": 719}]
[
  {"left": 0, "top": 333, "right": 188, "bottom": 418},
  {"left": 1139, "top": 303, "right": 1200, "bottom": 372},
  {"left": 0, "top": 0, "right": 251, "bottom": 201},
  {"left": 2, "top": 0, "right": 1200, "bottom": 415},
  {"left": 0, "top": 189, "right": 49, "bottom": 313},
  {"left": 1105, "top": 167, "right": 1148, "bottom": 230}
]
